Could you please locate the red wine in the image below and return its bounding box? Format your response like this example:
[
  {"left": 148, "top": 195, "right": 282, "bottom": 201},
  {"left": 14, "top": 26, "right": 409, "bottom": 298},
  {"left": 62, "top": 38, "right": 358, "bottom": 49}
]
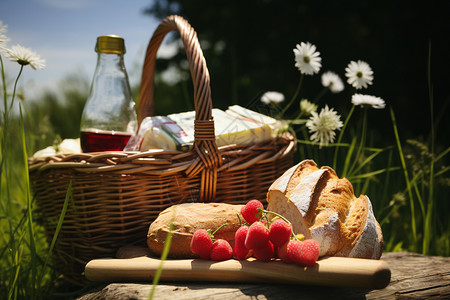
[{"left": 80, "top": 130, "right": 132, "bottom": 152}]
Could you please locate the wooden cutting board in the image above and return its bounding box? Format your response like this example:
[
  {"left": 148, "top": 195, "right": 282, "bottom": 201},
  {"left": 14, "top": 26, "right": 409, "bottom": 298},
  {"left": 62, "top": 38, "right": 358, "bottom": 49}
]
[{"left": 85, "top": 254, "right": 391, "bottom": 290}]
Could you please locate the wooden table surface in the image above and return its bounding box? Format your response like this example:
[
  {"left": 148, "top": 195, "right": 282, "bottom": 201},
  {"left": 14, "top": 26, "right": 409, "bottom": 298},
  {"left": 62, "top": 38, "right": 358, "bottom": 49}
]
[{"left": 78, "top": 252, "right": 450, "bottom": 300}]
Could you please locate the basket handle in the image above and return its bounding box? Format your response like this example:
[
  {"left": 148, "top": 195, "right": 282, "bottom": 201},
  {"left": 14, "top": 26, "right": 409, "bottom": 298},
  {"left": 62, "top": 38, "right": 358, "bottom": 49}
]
[{"left": 138, "top": 15, "right": 221, "bottom": 202}]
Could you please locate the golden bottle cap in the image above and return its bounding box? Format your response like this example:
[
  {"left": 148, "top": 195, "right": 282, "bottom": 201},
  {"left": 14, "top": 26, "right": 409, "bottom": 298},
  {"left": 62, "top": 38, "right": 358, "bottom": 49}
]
[{"left": 95, "top": 35, "right": 126, "bottom": 55}]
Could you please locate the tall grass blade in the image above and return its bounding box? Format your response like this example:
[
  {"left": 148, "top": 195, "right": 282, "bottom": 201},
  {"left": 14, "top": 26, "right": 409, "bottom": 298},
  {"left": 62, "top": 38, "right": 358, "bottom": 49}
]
[
  {"left": 423, "top": 41, "right": 435, "bottom": 255},
  {"left": 19, "top": 105, "right": 38, "bottom": 299},
  {"left": 8, "top": 249, "right": 21, "bottom": 300},
  {"left": 40, "top": 181, "right": 71, "bottom": 282},
  {"left": 148, "top": 211, "right": 175, "bottom": 300},
  {"left": 350, "top": 147, "right": 385, "bottom": 178},
  {"left": 342, "top": 135, "right": 357, "bottom": 178},
  {"left": 333, "top": 105, "right": 355, "bottom": 170},
  {"left": 350, "top": 166, "right": 400, "bottom": 180},
  {"left": 390, "top": 106, "right": 417, "bottom": 251}
]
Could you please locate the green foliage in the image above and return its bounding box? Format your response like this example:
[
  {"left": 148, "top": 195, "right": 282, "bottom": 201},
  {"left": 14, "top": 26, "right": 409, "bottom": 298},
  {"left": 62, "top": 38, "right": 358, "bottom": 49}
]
[{"left": 0, "top": 67, "right": 90, "bottom": 298}]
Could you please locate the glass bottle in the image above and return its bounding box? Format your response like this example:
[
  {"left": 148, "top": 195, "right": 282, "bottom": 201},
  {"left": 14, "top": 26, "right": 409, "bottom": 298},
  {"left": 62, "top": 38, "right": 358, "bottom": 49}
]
[{"left": 80, "top": 35, "right": 137, "bottom": 152}]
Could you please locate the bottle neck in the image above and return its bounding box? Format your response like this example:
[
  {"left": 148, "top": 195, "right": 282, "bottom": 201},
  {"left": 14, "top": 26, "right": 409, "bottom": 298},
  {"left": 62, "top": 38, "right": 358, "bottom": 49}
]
[
  {"left": 95, "top": 52, "right": 126, "bottom": 72},
  {"left": 89, "top": 51, "right": 131, "bottom": 96}
]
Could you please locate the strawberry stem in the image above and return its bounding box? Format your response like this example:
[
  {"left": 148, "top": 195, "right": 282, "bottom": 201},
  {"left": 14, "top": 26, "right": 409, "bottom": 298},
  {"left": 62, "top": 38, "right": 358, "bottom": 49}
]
[
  {"left": 207, "top": 222, "right": 229, "bottom": 242},
  {"left": 258, "top": 208, "right": 300, "bottom": 241},
  {"left": 258, "top": 208, "right": 291, "bottom": 225},
  {"left": 212, "top": 222, "right": 229, "bottom": 234},
  {"left": 236, "top": 214, "right": 245, "bottom": 226}
]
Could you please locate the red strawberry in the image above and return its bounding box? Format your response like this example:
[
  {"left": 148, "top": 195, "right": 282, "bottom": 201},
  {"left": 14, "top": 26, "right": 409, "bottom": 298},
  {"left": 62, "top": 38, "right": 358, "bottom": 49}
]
[
  {"left": 241, "top": 199, "right": 263, "bottom": 224},
  {"left": 253, "top": 240, "right": 274, "bottom": 262},
  {"left": 233, "top": 244, "right": 251, "bottom": 260},
  {"left": 269, "top": 219, "right": 292, "bottom": 247},
  {"left": 235, "top": 225, "right": 249, "bottom": 245},
  {"left": 190, "top": 229, "right": 214, "bottom": 259},
  {"left": 210, "top": 239, "right": 233, "bottom": 261},
  {"left": 287, "top": 239, "right": 320, "bottom": 266},
  {"left": 245, "top": 221, "right": 269, "bottom": 250},
  {"left": 277, "top": 241, "right": 292, "bottom": 263},
  {"left": 233, "top": 226, "right": 250, "bottom": 260}
]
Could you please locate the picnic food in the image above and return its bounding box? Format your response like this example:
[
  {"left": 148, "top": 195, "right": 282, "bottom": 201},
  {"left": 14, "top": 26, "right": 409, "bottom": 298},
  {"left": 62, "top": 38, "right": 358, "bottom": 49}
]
[
  {"left": 267, "top": 159, "right": 383, "bottom": 259},
  {"left": 190, "top": 229, "right": 214, "bottom": 260},
  {"left": 147, "top": 203, "right": 243, "bottom": 258},
  {"left": 147, "top": 159, "right": 383, "bottom": 261},
  {"left": 210, "top": 239, "right": 233, "bottom": 261},
  {"left": 244, "top": 221, "right": 270, "bottom": 250},
  {"left": 268, "top": 219, "right": 292, "bottom": 247},
  {"left": 233, "top": 226, "right": 251, "bottom": 260},
  {"left": 252, "top": 240, "right": 275, "bottom": 262},
  {"left": 286, "top": 239, "right": 320, "bottom": 266},
  {"left": 186, "top": 203, "right": 320, "bottom": 265},
  {"left": 240, "top": 199, "right": 264, "bottom": 225},
  {"left": 126, "top": 105, "right": 279, "bottom": 151}
]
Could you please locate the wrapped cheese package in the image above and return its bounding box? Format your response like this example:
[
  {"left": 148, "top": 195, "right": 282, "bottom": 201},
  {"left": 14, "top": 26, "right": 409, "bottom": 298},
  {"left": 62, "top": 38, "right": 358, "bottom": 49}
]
[{"left": 124, "top": 105, "right": 280, "bottom": 152}]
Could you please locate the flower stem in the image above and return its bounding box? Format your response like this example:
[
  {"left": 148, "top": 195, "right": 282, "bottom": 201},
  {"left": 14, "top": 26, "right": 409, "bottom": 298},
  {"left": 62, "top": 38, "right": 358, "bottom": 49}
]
[
  {"left": 9, "top": 65, "right": 23, "bottom": 112},
  {"left": 333, "top": 105, "right": 355, "bottom": 170},
  {"left": 279, "top": 74, "right": 304, "bottom": 118},
  {"left": 348, "top": 107, "right": 368, "bottom": 177},
  {"left": 1, "top": 55, "right": 7, "bottom": 107},
  {"left": 314, "top": 87, "right": 329, "bottom": 104}
]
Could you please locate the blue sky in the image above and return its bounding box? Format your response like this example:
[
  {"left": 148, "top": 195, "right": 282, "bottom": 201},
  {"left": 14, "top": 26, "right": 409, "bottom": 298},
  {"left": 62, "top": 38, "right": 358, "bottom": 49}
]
[{"left": 1, "top": 0, "right": 169, "bottom": 99}]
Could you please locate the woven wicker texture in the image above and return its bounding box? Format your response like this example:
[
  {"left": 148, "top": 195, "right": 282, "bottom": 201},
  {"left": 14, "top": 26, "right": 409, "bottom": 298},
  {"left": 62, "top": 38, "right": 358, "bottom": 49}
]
[{"left": 28, "top": 15, "right": 295, "bottom": 284}]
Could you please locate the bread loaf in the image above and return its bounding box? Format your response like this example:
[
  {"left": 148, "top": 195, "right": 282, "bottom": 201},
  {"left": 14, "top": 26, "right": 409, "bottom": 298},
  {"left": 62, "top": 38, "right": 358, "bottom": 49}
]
[
  {"left": 267, "top": 160, "right": 383, "bottom": 259},
  {"left": 147, "top": 203, "right": 243, "bottom": 258}
]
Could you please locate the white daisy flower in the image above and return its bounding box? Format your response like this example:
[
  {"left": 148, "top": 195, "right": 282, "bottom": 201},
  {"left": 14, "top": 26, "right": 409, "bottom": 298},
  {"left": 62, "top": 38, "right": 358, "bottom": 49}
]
[
  {"left": 261, "top": 91, "right": 285, "bottom": 105},
  {"left": 306, "top": 105, "right": 343, "bottom": 147},
  {"left": 293, "top": 42, "right": 322, "bottom": 75},
  {"left": 0, "top": 21, "right": 10, "bottom": 50},
  {"left": 5, "top": 44, "right": 46, "bottom": 70},
  {"left": 321, "top": 71, "right": 344, "bottom": 93},
  {"left": 0, "top": 21, "right": 6, "bottom": 35},
  {"left": 345, "top": 60, "right": 373, "bottom": 89},
  {"left": 300, "top": 99, "right": 317, "bottom": 116},
  {"left": 351, "top": 93, "right": 386, "bottom": 109}
]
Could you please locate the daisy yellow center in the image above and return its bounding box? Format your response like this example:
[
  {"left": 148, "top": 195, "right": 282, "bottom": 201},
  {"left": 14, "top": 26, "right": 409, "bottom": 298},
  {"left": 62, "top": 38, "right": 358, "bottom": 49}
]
[
  {"left": 356, "top": 71, "right": 363, "bottom": 78},
  {"left": 320, "top": 114, "right": 338, "bottom": 130},
  {"left": 303, "top": 56, "right": 310, "bottom": 63}
]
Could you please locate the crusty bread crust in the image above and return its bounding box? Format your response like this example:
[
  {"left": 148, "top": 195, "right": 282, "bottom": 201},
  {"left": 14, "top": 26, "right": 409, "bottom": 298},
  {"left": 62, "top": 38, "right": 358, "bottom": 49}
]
[
  {"left": 267, "top": 161, "right": 384, "bottom": 259},
  {"left": 268, "top": 160, "right": 318, "bottom": 197},
  {"left": 346, "top": 196, "right": 383, "bottom": 259},
  {"left": 147, "top": 203, "right": 243, "bottom": 258},
  {"left": 284, "top": 160, "right": 318, "bottom": 199},
  {"left": 289, "top": 168, "right": 329, "bottom": 223},
  {"left": 267, "top": 193, "right": 312, "bottom": 239}
]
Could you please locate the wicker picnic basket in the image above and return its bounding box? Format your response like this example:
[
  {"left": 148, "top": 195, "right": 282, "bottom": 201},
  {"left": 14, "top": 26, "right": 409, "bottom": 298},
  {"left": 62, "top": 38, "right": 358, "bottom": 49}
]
[{"left": 28, "top": 15, "right": 295, "bottom": 284}]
